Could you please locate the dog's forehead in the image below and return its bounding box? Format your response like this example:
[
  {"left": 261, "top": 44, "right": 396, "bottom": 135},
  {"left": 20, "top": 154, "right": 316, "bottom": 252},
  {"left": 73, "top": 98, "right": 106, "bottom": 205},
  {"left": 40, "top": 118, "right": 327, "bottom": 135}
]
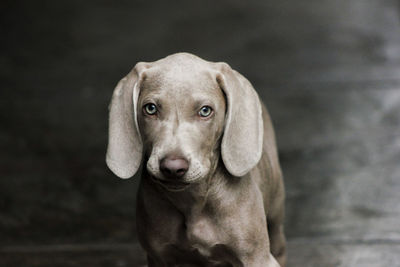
[{"left": 142, "top": 67, "right": 218, "bottom": 97}]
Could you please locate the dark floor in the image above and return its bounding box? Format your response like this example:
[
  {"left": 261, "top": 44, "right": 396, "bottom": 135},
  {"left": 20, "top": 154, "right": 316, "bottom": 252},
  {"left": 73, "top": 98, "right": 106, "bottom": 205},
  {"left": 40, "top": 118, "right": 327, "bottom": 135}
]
[{"left": 1, "top": 0, "right": 400, "bottom": 266}]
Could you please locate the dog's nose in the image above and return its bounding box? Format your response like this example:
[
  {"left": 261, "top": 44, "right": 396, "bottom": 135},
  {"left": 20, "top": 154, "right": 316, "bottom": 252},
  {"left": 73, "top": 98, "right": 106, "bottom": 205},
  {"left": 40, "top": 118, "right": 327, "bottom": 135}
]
[{"left": 160, "top": 157, "right": 189, "bottom": 178}]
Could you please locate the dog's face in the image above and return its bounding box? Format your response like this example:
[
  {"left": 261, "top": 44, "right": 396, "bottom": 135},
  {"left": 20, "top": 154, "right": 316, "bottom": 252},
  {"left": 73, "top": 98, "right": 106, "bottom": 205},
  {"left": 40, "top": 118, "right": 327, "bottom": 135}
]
[
  {"left": 137, "top": 68, "right": 226, "bottom": 188},
  {"left": 106, "top": 53, "right": 264, "bottom": 186}
]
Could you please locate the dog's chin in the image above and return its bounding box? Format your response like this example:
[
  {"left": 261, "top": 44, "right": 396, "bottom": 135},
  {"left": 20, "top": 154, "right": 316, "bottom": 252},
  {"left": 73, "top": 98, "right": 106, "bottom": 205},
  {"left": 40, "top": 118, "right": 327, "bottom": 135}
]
[
  {"left": 147, "top": 166, "right": 208, "bottom": 192},
  {"left": 150, "top": 176, "right": 192, "bottom": 192}
]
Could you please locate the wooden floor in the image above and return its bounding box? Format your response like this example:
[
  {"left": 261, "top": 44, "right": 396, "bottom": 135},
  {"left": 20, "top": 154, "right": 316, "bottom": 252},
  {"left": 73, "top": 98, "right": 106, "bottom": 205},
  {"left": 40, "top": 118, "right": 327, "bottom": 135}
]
[{"left": 1, "top": 0, "right": 400, "bottom": 266}]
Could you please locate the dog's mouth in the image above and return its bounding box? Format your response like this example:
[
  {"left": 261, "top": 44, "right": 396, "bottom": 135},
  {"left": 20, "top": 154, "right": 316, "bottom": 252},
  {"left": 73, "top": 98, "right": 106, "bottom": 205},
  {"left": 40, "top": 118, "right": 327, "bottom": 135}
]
[{"left": 151, "top": 176, "right": 191, "bottom": 192}]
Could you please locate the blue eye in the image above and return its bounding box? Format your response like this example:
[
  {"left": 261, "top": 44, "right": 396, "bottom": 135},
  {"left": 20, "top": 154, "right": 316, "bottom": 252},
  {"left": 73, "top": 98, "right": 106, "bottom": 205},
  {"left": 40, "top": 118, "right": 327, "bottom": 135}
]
[
  {"left": 144, "top": 103, "right": 157, "bottom": 115},
  {"left": 199, "top": 106, "right": 213, "bottom": 117}
]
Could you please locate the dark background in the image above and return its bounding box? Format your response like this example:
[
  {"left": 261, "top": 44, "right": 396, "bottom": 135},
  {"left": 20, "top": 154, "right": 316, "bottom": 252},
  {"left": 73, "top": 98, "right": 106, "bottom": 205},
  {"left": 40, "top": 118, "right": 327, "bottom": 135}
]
[{"left": 1, "top": 0, "right": 400, "bottom": 266}]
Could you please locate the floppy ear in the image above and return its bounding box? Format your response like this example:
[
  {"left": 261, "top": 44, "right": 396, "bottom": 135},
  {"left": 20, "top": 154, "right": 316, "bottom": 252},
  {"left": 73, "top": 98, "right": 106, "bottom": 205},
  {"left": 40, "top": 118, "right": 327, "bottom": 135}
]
[
  {"left": 106, "top": 63, "right": 148, "bottom": 179},
  {"left": 216, "top": 63, "right": 263, "bottom": 177}
]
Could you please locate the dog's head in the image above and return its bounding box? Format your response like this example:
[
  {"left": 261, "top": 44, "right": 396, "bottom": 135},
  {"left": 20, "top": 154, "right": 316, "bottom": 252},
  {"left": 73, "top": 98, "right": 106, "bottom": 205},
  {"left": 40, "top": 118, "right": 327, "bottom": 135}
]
[{"left": 106, "top": 53, "right": 263, "bottom": 190}]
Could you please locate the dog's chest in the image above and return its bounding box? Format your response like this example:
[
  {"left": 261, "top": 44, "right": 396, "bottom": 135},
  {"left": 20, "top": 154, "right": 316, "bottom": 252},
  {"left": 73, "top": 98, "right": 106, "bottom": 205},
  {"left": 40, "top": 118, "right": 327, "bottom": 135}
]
[
  {"left": 185, "top": 216, "right": 218, "bottom": 253},
  {"left": 173, "top": 216, "right": 236, "bottom": 264}
]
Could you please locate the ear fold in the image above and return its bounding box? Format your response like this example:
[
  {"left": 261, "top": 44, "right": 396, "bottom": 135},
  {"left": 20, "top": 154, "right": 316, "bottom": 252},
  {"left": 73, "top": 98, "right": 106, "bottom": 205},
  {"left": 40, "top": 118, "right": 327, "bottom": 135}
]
[
  {"left": 216, "top": 63, "right": 263, "bottom": 177},
  {"left": 106, "top": 63, "right": 148, "bottom": 179}
]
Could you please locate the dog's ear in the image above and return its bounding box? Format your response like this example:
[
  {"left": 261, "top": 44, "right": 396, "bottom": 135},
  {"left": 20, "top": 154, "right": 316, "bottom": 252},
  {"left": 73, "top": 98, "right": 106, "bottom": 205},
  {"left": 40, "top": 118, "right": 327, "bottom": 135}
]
[
  {"left": 106, "top": 63, "right": 148, "bottom": 179},
  {"left": 216, "top": 63, "right": 263, "bottom": 177}
]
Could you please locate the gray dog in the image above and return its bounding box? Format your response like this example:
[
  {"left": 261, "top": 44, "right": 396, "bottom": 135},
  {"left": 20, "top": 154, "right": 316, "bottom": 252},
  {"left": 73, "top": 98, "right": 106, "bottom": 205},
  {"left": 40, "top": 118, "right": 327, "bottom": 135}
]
[{"left": 106, "top": 53, "right": 286, "bottom": 266}]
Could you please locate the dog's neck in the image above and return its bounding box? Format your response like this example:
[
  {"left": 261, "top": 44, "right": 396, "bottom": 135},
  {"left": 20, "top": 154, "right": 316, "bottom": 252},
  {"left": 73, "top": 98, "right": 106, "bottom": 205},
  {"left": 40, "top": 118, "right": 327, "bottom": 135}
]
[{"left": 144, "top": 164, "right": 248, "bottom": 219}]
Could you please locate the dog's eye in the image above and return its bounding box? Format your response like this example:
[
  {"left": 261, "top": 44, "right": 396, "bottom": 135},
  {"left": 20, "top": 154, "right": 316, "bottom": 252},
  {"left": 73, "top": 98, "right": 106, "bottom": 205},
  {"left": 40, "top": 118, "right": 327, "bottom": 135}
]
[
  {"left": 144, "top": 103, "right": 157, "bottom": 115},
  {"left": 198, "top": 106, "right": 213, "bottom": 117}
]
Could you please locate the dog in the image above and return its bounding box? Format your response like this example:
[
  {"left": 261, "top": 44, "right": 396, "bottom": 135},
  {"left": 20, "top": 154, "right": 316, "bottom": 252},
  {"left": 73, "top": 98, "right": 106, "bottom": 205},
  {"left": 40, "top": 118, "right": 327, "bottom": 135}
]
[{"left": 106, "top": 53, "right": 286, "bottom": 266}]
